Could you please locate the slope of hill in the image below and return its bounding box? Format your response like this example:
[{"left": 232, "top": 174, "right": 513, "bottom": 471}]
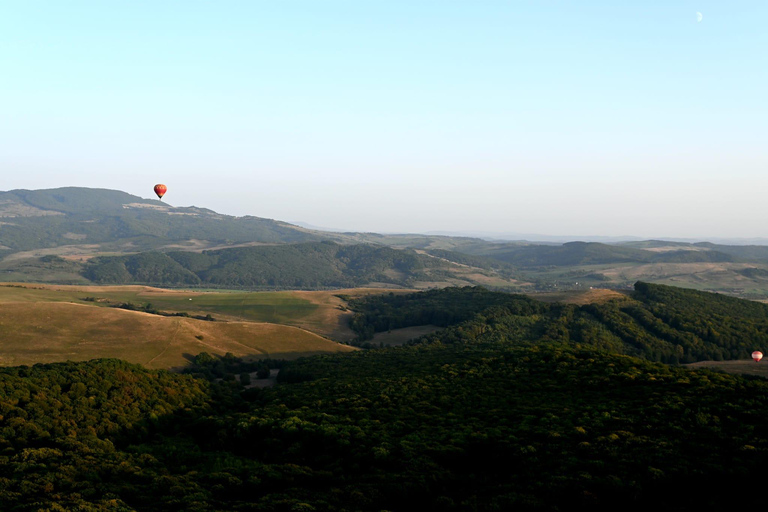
[
  {"left": 0, "top": 187, "right": 320, "bottom": 254},
  {"left": 75, "top": 242, "right": 520, "bottom": 289},
  {"left": 3, "top": 287, "right": 768, "bottom": 510},
  {"left": 0, "top": 301, "right": 354, "bottom": 368},
  {"left": 348, "top": 282, "right": 768, "bottom": 362}
]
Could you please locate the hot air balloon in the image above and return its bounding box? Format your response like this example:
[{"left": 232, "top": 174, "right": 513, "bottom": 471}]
[
  {"left": 752, "top": 351, "right": 763, "bottom": 363},
  {"left": 154, "top": 184, "right": 167, "bottom": 200}
]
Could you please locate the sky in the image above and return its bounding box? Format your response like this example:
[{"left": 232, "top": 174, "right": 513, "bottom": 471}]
[{"left": 1, "top": 1, "right": 767, "bottom": 239}]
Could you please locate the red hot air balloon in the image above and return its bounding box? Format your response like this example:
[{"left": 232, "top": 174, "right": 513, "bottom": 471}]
[
  {"left": 154, "top": 184, "right": 167, "bottom": 200},
  {"left": 752, "top": 351, "right": 763, "bottom": 363}
]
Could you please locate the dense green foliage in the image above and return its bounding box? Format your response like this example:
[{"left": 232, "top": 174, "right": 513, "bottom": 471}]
[
  {"left": 0, "top": 360, "right": 212, "bottom": 510},
  {"left": 349, "top": 283, "right": 768, "bottom": 362},
  {"left": 347, "top": 287, "right": 546, "bottom": 340},
  {"left": 5, "top": 279, "right": 768, "bottom": 510},
  {"left": 83, "top": 242, "right": 443, "bottom": 288},
  {"left": 85, "top": 252, "right": 201, "bottom": 284},
  {"left": 3, "top": 341, "right": 768, "bottom": 510},
  {"left": 3, "top": 283, "right": 768, "bottom": 510}
]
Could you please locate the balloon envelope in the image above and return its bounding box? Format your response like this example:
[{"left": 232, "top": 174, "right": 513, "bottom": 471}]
[
  {"left": 154, "top": 184, "right": 167, "bottom": 199},
  {"left": 752, "top": 351, "right": 763, "bottom": 362}
]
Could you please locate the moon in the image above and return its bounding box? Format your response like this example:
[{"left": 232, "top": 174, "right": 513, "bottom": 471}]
[{"left": 696, "top": 12, "right": 703, "bottom": 22}]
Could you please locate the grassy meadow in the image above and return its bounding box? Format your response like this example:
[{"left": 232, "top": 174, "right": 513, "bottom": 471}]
[
  {"left": 0, "top": 301, "right": 354, "bottom": 369},
  {"left": 0, "top": 284, "right": 378, "bottom": 369}
]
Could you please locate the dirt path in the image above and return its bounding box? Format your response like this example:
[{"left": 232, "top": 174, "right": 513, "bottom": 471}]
[{"left": 144, "top": 319, "right": 182, "bottom": 367}]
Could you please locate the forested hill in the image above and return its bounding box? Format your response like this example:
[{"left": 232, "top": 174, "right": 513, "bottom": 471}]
[
  {"left": 468, "top": 240, "right": 736, "bottom": 267},
  {"left": 4, "top": 293, "right": 768, "bottom": 509},
  {"left": 83, "top": 242, "right": 448, "bottom": 288},
  {"left": 8, "top": 187, "right": 768, "bottom": 298},
  {"left": 0, "top": 187, "right": 320, "bottom": 253},
  {"left": 349, "top": 282, "right": 768, "bottom": 362}
]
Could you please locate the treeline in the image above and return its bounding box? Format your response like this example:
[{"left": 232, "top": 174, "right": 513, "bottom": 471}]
[
  {"left": 348, "top": 283, "right": 768, "bottom": 363},
  {"left": 82, "top": 242, "right": 442, "bottom": 288}
]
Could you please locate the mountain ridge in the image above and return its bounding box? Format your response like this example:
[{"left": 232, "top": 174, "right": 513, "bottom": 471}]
[{"left": 6, "top": 187, "right": 768, "bottom": 297}]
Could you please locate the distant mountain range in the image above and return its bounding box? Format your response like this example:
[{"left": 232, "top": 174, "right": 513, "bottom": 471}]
[
  {"left": 0, "top": 187, "right": 321, "bottom": 254},
  {"left": 5, "top": 187, "right": 768, "bottom": 297}
]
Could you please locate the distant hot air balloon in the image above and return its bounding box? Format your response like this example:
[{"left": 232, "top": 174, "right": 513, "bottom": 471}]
[
  {"left": 154, "top": 184, "right": 167, "bottom": 200},
  {"left": 752, "top": 351, "right": 763, "bottom": 362}
]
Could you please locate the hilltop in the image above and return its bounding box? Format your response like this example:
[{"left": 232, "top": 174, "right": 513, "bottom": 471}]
[
  {"left": 0, "top": 187, "right": 518, "bottom": 289},
  {"left": 0, "top": 187, "right": 320, "bottom": 255}
]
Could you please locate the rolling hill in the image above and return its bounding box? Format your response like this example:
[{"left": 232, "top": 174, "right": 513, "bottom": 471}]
[
  {"left": 6, "top": 187, "right": 768, "bottom": 297},
  {"left": 80, "top": 242, "right": 525, "bottom": 289},
  {"left": 0, "top": 301, "right": 354, "bottom": 369},
  {"left": 0, "top": 283, "right": 367, "bottom": 368},
  {"left": 347, "top": 282, "right": 768, "bottom": 362},
  {"left": 0, "top": 187, "right": 320, "bottom": 255},
  {"left": 3, "top": 281, "right": 768, "bottom": 510}
]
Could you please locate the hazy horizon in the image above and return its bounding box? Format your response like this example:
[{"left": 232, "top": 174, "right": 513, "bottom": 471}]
[{"left": 2, "top": 1, "right": 766, "bottom": 238}]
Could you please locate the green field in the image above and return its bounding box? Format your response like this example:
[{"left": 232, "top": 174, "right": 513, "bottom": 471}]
[{"left": 0, "top": 284, "right": 317, "bottom": 322}]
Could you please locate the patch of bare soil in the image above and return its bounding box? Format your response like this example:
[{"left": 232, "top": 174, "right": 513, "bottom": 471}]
[{"left": 529, "top": 288, "right": 630, "bottom": 305}]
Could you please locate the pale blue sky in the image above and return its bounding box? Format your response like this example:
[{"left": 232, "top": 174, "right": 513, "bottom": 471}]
[{"left": 1, "top": 1, "right": 766, "bottom": 238}]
